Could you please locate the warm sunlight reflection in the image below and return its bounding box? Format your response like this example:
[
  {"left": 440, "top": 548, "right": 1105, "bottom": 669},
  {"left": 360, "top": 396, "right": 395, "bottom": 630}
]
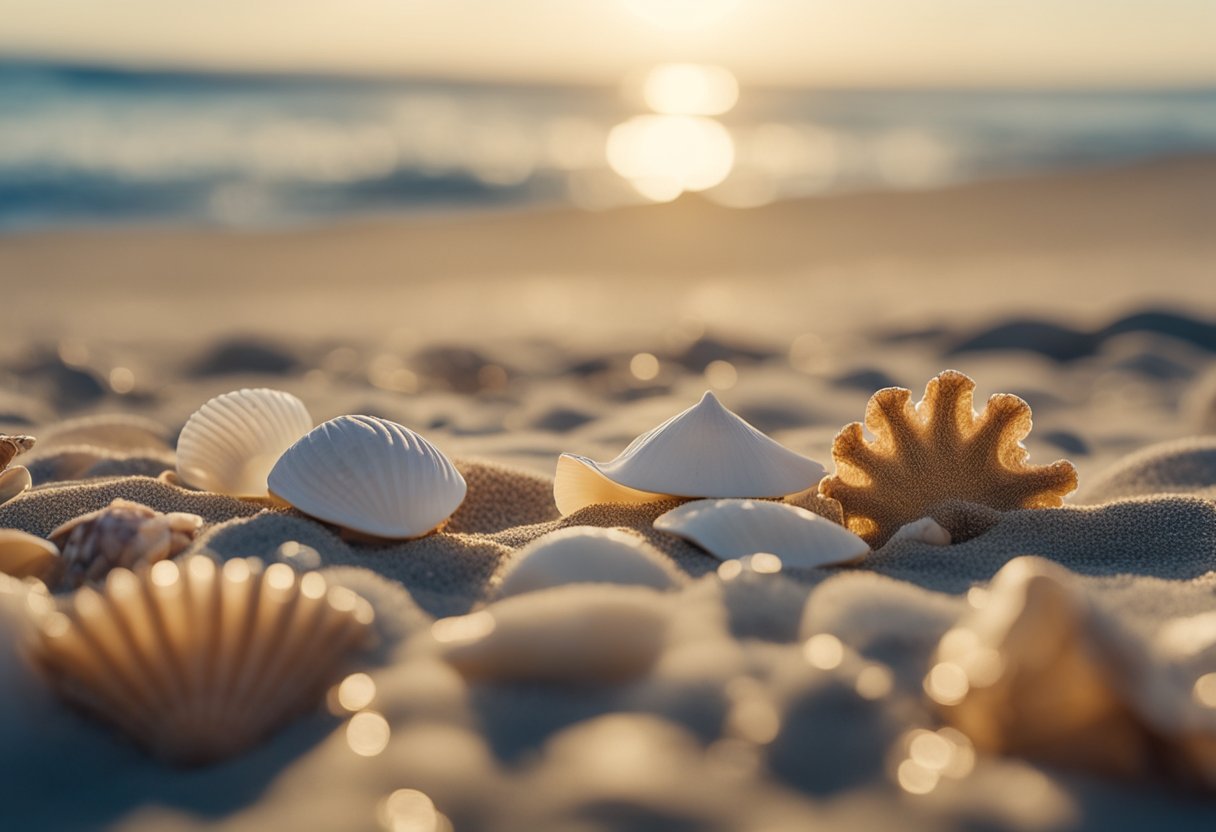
[
  {"left": 622, "top": 0, "right": 740, "bottom": 31},
  {"left": 606, "top": 115, "right": 735, "bottom": 202},
  {"left": 347, "top": 711, "right": 391, "bottom": 757},
  {"left": 643, "top": 64, "right": 738, "bottom": 116}
]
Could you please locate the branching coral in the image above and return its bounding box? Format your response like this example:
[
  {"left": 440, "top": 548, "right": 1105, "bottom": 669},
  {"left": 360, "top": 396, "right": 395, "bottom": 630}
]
[{"left": 821, "top": 370, "right": 1077, "bottom": 546}]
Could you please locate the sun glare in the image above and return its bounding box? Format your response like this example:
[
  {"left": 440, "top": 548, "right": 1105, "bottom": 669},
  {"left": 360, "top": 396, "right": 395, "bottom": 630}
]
[
  {"left": 643, "top": 64, "right": 739, "bottom": 116},
  {"left": 606, "top": 115, "right": 735, "bottom": 202}
]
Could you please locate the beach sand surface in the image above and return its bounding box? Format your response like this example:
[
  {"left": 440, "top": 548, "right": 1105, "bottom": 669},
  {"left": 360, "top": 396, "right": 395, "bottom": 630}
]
[{"left": 0, "top": 156, "right": 1215, "bottom": 831}]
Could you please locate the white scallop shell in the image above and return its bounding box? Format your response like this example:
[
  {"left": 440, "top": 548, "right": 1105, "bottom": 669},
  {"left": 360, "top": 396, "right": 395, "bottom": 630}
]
[
  {"left": 176, "top": 388, "right": 313, "bottom": 497},
  {"left": 30, "top": 555, "right": 374, "bottom": 766},
  {"left": 496, "top": 526, "right": 678, "bottom": 598},
  {"left": 0, "top": 466, "right": 31, "bottom": 507},
  {"left": 0, "top": 528, "right": 60, "bottom": 583},
  {"left": 268, "top": 415, "right": 467, "bottom": 539},
  {"left": 435, "top": 584, "right": 668, "bottom": 684},
  {"left": 554, "top": 391, "right": 825, "bottom": 516},
  {"left": 654, "top": 498, "right": 869, "bottom": 568}
]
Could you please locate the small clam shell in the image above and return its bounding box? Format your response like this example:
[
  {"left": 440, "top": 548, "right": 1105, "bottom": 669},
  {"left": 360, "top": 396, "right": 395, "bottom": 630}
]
[
  {"left": 554, "top": 391, "right": 825, "bottom": 516},
  {"left": 30, "top": 555, "right": 375, "bottom": 766},
  {"left": 496, "top": 526, "right": 678, "bottom": 598},
  {"left": 0, "top": 529, "right": 61, "bottom": 584},
  {"left": 654, "top": 498, "right": 869, "bottom": 568},
  {"left": 435, "top": 585, "right": 668, "bottom": 684},
  {"left": 888, "top": 517, "right": 952, "bottom": 546},
  {"left": 0, "top": 465, "right": 32, "bottom": 507},
  {"left": 48, "top": 498, "right": 203, "bottom": 589},
  {"left": 268, "top": 415, "right": 466, "bottom": 540},
  {"left": 176, "top": 388, "right": 313, "bottom": 497}
]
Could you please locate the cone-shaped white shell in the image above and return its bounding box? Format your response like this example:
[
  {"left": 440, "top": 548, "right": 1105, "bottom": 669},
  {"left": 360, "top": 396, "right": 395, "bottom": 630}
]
[
  {"left": 496, "top": 527, "right": 678, "bottom": 598},
  {"left": 554, "top": 391, "right": 825, "bottom": 516},
  {"left": 176, "top": 388, "right": 313, "bottom": 497},
  {"left": 268, "top": 415, "right": 467, "bottom": 539},
  {"left": 654, "top": 498, "right": 869, "bottom": 568},
  {"left": 30, "top": 555, "right": 374, "bottom": 766},
  {"left": 0, "top": 529, "right": 60, "bottom": 583},
  {"left": 0, "top": 466, "right": 31, "bottom": 507},
  {"left": 888, "top": 517, "right": 952, "bottom": 546}
]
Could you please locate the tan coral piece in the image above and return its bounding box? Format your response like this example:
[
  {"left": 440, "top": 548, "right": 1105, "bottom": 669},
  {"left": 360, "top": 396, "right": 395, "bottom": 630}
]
[
  {"left": 0, "top": 434, "right": 35, "bottom": 470},
  {"left": 29, "top": 555, "right": 375, "bottom": 766},
  {"left": 821, "top": 370, "right": 1077, "bottom": 546},
  {"left": 48, "top": 499, "right": 203, "bottom": 589}
]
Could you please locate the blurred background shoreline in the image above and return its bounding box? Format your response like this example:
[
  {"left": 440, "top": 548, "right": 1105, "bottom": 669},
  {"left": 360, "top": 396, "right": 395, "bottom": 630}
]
[{"left": 3, "top": 58, "right": 1215, "bottom": 232}]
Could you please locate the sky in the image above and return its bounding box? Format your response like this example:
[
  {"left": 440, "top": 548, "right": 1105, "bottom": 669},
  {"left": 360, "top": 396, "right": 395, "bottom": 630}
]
[{"left": 0, "top": 0, "right": 1214, "bottom": 87}]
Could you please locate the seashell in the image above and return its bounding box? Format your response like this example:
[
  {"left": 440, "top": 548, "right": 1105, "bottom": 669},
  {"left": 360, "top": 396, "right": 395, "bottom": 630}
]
[
  {"left": 928, "top": 556, "right": 1216, "bottom": 788},
  {"left": 176, "top": 388, "right": 313, "bottom": 497},
  {"left": 654, "top": 498, "right": 869, "bottom": 568},
  {"left": 30, "top": 555, "right": 375, "bottom": 766},
  {"left": 554, "top": 391, "right": 824, "bottom": 516},
  {"left": 268, "top": 415, "right": 466, "bottom": 540},
  {"left": 0, "top": 434, "right": 35, "bottom": 470},
  {"left": 496, "top": 526, "right": 678, "bottom": 598},
  {"left": 0, "top": 465, "right": 31, "bottom": 507},
  {"left": 435, "top": 585, "right": 668, "bottom": 684},
  {"left": 0, "top": 529, "right": 61, "bottom": 584},
  {"left": 888, "top": 517, "right": 952, "bottom": 546},
  {"left": 48, "top": 499, "right": 203, "bottom": 589}
]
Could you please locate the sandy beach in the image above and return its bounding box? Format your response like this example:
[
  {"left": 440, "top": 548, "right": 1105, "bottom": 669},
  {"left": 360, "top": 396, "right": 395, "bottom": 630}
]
[{"left": 1, "top": 156, "right": 1215, "bottom": 831}]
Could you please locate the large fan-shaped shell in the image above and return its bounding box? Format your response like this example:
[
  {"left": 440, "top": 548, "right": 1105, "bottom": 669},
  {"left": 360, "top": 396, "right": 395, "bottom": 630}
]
[
  {"left": 30, "top": 555, "right": 374, "bottom": 766},
  {"left": 176, "top": 388, "right": 313, "bottom": 497},
  {"left": 654, "top": 499, "right": 869, "bottom": 568},
  {"left": 0, "top": 466, "right": 31, "bottom": 507},
  {"left": 0, "top": 529, "right": 61, "bottom": 584},
  {"left": 554, "top": 391, "right": 824, "bottom": 516},
  {"left": 496, "top": 527, "right": 678, "bottom": 598},
  {"left": 268, "top": 415, "right": 467, "bottom": 539}
]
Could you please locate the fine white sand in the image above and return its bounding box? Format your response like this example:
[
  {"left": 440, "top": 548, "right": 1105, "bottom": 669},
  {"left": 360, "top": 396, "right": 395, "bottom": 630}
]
[{"left": 0, "top": 157, "right": 1215, "bottom": 830}]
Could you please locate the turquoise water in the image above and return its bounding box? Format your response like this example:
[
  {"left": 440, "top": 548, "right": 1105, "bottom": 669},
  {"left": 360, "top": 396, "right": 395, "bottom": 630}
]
[{"left": 1, "top": 60, "right": 1214, "bottom": 230}]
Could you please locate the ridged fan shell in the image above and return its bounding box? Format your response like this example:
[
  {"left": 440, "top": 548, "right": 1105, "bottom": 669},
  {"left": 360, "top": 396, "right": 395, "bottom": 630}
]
[
  {"left": 176, "top": 388, "right": 313, "bottom": 497},
  {"left": 268, "top": 415, "right": 467, "bottom": 539},
  {"left": 554, "top": 391, "right": 824, "bottom": 516},
  {"left": 496, "top": 527, "right": 678, "bottom": 598},
  {"left": 30, "top": 555, "right": 374, "bottom": 766},
  {"left": 654, "top": 498, "right": 869, "bottom": 568}
]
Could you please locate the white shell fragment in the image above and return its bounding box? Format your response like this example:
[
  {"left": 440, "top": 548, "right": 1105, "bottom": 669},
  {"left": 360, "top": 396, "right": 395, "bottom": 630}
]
[
  {"left": 654, "top": 499, "right": 869, "bottom": 568},
  {"left": 0, "top": 466, "right": 32, "bottom": 507},
  {"left": 929, "top": 556, "right": 1216, "bottom": 788},
  {"left": 0, "top": 529, "right": 61, "bottom": 584},
  {"left": 496, "top": 526, "right": 678, "bottom": 598},
  {"left": 435, "top": 585, "right": 668, "bottom": 685},
  {"left": 888, "top": 517, "right": 952, "bottom": 546},
  {"left": 30, "top": 555, "right": 374, "bottom": 766},
  {"left": 269, "top": 415, "right": 466, "bottom": 539},
  {"left": 176, "top": 388, "right": 313, "bottom": 497},
  {"left": 553, "top": 391, "right": 825, "bottom": 516}
]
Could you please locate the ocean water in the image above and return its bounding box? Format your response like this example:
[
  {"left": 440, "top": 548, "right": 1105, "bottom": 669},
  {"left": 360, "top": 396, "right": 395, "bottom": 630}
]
[{"left": 1, "top": 61, "right": 1215, "bottom": 230}]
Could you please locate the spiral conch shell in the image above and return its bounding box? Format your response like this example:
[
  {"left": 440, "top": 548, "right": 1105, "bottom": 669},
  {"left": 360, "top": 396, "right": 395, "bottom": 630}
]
[
  {"left": 554, "top": 391, "right": 825, "bottom": 516},
  {"left": 176, "top": 388, "right": 313, "bottom": 498},
  {"left": 30, "top": 555, "right": 375, "bottom": 766},
  {"left": 269, "top": 415, "right": 467, "bottom": 539},
  {"left": 48, "top": 499, "right": 203, "bottom": 590}
]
